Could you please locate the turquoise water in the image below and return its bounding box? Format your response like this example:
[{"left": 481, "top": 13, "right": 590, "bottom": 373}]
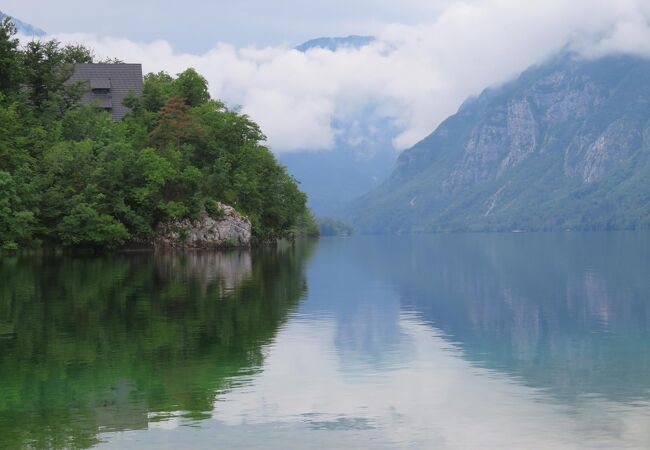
[{"left": 1, "top": 233, "right": 650, "bottom": 449}]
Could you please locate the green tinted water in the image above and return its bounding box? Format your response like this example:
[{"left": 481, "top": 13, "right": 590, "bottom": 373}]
[{"left": 1, "top": 234, "right": 650, "bottom": 449}]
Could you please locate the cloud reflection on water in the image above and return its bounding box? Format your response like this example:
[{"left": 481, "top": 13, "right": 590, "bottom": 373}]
[{"left": 204, "top": 313, "right": 650, "bottom": 449}]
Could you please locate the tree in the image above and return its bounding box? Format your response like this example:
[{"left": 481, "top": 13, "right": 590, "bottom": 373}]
[
  {"left": 0, "top": 171, "right": 36, "bottom": 249},
  {"left": 61, "top": 44, "right": 94, "bottom": 64},
  {"left": 174, "top": 68, "right": 210, "bottom": 106},
  {"left": 0, "top": 17, "right": 21, "bottom": 96},
  {"left": 149, "top": 96, "right": 204, "bottom": 147},
  {"left": 0, "top": 98, "right": 27, "bottom": 170},
  {"left": 20, "top": 40, "right": 73, "bottom": 116},
  {"left": 55, "top": 200, "right": 129, "bottom": 248},
  {"left": 141, "top": 71, "right": 176, "bottom": 112}
]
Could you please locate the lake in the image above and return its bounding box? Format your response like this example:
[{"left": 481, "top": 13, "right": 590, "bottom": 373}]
[{"left": 1, "top": 233, "right": 650, "bottom": 449}]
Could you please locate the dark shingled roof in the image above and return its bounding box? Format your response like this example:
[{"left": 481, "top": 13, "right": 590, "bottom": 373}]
[{"left": 68, "top": 64, "right": 143, "bottom": 120}]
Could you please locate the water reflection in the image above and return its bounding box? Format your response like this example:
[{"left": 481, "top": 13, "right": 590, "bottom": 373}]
[
  {"left": 0, "top": 243, "right": 315, "bottom": 450},
  {"left": 371, "top": 233, "right": 650, "bottom": 400},
  {"left": 300, "top": 240, "right": 409, "bottom": 371},
  {"left": 203, "top": 234, "right": 650, "bottom": 449},
  {"left": 2, "top": 233, "right": 650, "bottom": 449}
]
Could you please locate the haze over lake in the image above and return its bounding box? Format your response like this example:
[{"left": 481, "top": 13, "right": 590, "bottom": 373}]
[{"left": 2, "top": 233, "right": 650, "bottom": 449}]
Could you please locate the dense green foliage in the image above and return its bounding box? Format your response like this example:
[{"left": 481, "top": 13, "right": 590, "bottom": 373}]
[
  {"left": 349, "top": 54, "right": 650, "bottom": 233},
  {"left": 318, "top": 217, "right": 354, "bottom": 236},
  {"left": 292, "top": 209, "right": 320, "bottom": 237},
  {"left": 0, "top": 19, "right": 308, "bottom": 250}
]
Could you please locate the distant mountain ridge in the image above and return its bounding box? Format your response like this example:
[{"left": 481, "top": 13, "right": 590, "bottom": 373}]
[
  {"left": 349, "top": 53, "right": 650, "bottom": 233},
  {"left": 296, "top": 35, "right": 374, "bottom": 52},
  {"left": 279, "top": 139, "right": 397, "bottom": 216},
  {"left": 283, "top": 35, "right": 395, "bottom": 217},
  {"left": 0, "top": 10, "right": 46, "bottom": 36}
]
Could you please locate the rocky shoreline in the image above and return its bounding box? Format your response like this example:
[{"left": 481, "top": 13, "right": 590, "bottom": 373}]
[{"left": 153, "top": 203, "right": 252, "bottom": 249}]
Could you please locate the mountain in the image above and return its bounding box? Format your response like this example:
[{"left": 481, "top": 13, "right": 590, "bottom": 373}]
[
  {"left": 348, "top": 53, "right": 650, "bottom": 233},
  {"left": 295, "top": 35, "right": 374, "bottom": 52},
  {"left": 280, "top": 146, "right": 396, "bottom": 216},
  {"left": 0, "top": 11, "right": 46, "bottom": 36},
  {"left": 278, "top": 104, "right": 398, "bottom": 216},
  {"left": 281, "top": 36, "right": 396, "bottom": 217}
]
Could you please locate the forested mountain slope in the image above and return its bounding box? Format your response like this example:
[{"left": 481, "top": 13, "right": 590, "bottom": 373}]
[{"left": 349, "top": 53, "right": 650, "bottom": 233}]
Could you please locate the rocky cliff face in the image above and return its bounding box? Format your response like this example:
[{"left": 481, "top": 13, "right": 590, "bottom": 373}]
[
  {"left": 349, "top": 53, "right": 650, "bottom": 233},
  {"left": 154, "top": 203, "right": 251, "bottom": 249}
]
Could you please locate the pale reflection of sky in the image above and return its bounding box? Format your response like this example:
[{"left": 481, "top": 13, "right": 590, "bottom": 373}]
[{"left": 97, "top": 314, "right": 650, "bottom": 449}]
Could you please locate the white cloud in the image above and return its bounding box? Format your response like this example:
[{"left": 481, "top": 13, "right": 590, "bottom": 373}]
[{"left": 22, "top": 0, "right": 650, "bottom": 153}]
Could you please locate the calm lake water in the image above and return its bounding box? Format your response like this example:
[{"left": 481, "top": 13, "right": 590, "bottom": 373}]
[{"left": 2, "top": 233, "right": 650, "bottom": 449}]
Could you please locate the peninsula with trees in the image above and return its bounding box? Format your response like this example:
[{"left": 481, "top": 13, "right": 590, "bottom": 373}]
[{"left": 0, "top": 17, "right": 316, "bottom": 251}]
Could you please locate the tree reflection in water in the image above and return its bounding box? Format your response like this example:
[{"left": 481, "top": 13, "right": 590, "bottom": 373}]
[{"left": 0, "top": 242, "right": 315, "bottom": 449}]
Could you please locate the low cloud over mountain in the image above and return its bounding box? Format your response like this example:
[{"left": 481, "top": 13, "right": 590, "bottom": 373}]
[{"left": 23, "top": 0, "right": 650, "bottom": 156}]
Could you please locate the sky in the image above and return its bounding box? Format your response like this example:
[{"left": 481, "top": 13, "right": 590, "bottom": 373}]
[
  {"left": 1, "top": 0, "right": 456, "bottom": 50},
  {"left": 6, "top": 0, "right": 650, "bottom": 153}
]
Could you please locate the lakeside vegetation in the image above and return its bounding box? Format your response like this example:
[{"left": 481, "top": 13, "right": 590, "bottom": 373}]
[
  {"left": 317, "top": 217, "right": 354, "bottom": 236},
  {"left": 0, "top": 18, "right": 313, "bottom": 251}
]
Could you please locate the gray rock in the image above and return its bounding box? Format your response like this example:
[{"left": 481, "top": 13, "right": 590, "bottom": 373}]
[{"left": 154, "top": 203, "right": 251, "bottom": 249}]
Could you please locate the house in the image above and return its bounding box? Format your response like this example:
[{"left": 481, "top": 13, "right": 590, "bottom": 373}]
[{"left": 68, "top": 63, "right": 143, "bottom": 120}]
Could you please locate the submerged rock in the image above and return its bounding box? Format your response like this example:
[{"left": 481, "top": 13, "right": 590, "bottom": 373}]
[{"left": 154, "top": 203, "right": 251, "bottom": 249}]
